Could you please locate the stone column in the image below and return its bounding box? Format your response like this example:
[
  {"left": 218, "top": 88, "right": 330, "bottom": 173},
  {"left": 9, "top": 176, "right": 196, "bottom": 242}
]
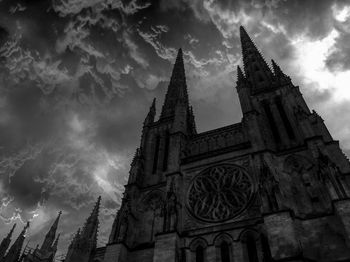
[
  {"left": 263, "top": 211, "right": 300, "bottom": 260},
  {"left": 103, "top": 243, "right": 128, "bottom": 262},
  {"left": 206, "top": 245, "right": 216, "bottom": 262},
  {"left": 232, "top": 241, "right": 244, "bottom": 262},
  {"left": 334, "top": 198, "right": 350, "bottom": 246},
  {"left": 153, "top": 232, "right": 178, "bottom": 262}
]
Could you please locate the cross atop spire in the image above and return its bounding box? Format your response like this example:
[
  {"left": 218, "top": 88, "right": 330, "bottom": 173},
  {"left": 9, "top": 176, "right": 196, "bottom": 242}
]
[
  {"left": 160, "top": 48, "right": 189, "bottom": 119},
  {"left": 239, "top": 26, "right": 273, "bottom": 90}
]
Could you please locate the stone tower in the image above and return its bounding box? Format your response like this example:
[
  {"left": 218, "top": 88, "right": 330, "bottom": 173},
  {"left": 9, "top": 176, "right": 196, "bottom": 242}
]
[{"left": 99, "top": 27, "right": 350, "bottom": 262}]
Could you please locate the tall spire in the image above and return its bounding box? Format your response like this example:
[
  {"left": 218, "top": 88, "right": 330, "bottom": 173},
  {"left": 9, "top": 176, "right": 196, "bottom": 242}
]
[
  {"left": 239, "top": 26, "right": 273, "bottom": 90},
  {"left": 3, "top": 222, "right": 29, "bottom": 262},
  {"left": 160, "top": 48, "right": 189, "bottom": 119},
  {"left": 40, "top": 211, "right": 61, "bottom": 252},
  {"left": 0, "top": 224, "right": 16, "bottom": 258},
  {"left": 80, "top": 196, "right": 101, "bottom": 241}
]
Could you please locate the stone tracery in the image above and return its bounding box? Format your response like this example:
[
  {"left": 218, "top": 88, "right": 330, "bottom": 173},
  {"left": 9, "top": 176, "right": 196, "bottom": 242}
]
[{"left": 187, "top": 164, "right": 254, "bottom": 222}]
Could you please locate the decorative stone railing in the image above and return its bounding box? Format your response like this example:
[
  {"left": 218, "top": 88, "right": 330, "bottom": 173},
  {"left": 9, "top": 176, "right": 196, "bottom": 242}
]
[{"left": 181, "top": 123, "right": 250, "bottom": 162}]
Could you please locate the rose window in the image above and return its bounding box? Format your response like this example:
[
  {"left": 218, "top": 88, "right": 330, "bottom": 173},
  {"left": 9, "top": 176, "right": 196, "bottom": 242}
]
[{"left": 187, "top": 164, "right": 254, "bottom": 222}]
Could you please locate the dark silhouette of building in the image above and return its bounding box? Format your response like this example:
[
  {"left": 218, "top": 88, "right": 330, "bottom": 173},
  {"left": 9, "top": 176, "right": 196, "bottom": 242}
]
[
  {"left": 21, "top": 212, "right": 61, "bottom": 262},
  {"left": 1, "top": 222, "right": 29, "bottom": 262},
  {"left": 2, "top": 26, "right": 350, "bottom": 262},
  {"left": 99, "top": 26, "right": 350, "bottom": 262}
]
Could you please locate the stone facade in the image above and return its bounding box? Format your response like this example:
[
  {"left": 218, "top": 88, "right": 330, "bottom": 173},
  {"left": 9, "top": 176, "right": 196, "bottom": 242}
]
[
  {"left": 3, "top": 25, "right": 349, "bottom": 262},
  {"left": 93, "top": 26, "right": 350, "bottom": 262}
]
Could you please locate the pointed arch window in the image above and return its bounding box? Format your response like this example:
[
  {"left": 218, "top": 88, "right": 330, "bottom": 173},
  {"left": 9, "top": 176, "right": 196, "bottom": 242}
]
[
  {"left": 196, "top": 246, "right": 204, "bottom": 262},
  {"left": 152, "top": 135, "right": 160, "bottom": 174},
  {"left": 246, "top": 235, "right": 259, "bottom": 262},
  {"left": 262, "top": 101, "right": 281, "bottom": 144},
  {"left": 275, "top": 97, "right": 295, "bottom": 140},
  {"left": 220, "top": 241, "right": 230, "bottom": 262},
  {"left": 261, "top": 234, "right": 273, "bottom": 262},
  {"left": 162, "top": 130, "right": 170, "bottom": 171}
]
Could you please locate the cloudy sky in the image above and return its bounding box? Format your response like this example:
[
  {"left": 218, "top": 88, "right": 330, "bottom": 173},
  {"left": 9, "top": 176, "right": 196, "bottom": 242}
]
[{"left": 1, "top": 0, "right": 350, "bottom": 256}]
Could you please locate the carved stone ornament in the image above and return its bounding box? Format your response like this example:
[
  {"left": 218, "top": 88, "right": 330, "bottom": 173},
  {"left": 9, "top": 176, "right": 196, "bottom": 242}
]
[{"left": 187, "top": 164, "right": 254, "bottom": 222}]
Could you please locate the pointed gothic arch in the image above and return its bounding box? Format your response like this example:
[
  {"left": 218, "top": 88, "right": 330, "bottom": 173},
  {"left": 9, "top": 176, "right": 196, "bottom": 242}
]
[
  {"left": 213, "top": 233, "right": 234, "bottom": 262},
  {"left": 189, "top": 237, "right": 208, "bottom": 262},
  {"left": 239, "top": 228, "right": 260, "bottom": 262}
]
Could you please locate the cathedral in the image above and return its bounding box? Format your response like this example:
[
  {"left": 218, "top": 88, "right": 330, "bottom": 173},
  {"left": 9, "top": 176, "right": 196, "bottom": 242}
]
[{"left": 2, "top": 26, "right": 350, "bottom": 262}]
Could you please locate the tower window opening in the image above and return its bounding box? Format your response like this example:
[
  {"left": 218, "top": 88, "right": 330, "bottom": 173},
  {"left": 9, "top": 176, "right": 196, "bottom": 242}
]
[
  {"left": 220, "top": 242, "right": 230, "bottom": 262},
  {"left": 261, "top": 234, "right": 273, "bottom": 262},
  {"left": 196, "top": 246, "right": 204, "bottom": 262},
  {"left": 246, "top": 235, "right": 259, "bottom": 262},
  {"left": 311, "top": 196, "right": 319, "bottom": 203},
  {"left": 163, "top": 131, "right": 170, "bottom": 171},
  {"left": 275, "top": 97, "right": 295, "bottom": 140},
  {"left": 181, "top": 248, "right": 187, "bottom": 262},
  {"left": 152, "top": 135, "right": 160, "bottom": 174},
  {"left": 263, "top": 102, "right": 281, "bottom": 144}
]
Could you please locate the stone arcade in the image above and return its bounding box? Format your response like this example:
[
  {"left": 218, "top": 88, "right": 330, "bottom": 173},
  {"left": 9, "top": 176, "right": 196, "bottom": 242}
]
[{"left": 2, "top": 26, "right": 350, "bottom": 262}]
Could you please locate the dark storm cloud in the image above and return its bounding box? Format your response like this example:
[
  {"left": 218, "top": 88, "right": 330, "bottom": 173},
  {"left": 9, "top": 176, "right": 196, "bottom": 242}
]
[{"left": 1, "top": 0, "right": 350, "bottom": 255}]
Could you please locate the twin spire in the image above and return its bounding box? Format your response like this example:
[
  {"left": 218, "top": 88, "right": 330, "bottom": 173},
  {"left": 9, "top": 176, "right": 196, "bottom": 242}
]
[
  {"left": 160, "top": 48, "right": 189, "bottom": 119},
  {"left": 144, "top": 48, "right": 193, "bottom": 131},
  {"left": 237, "top": 26, "right": 290, "bottom": 89}
]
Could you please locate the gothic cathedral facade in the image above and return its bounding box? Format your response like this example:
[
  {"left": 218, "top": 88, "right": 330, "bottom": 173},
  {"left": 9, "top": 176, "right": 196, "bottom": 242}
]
[
  {"left": 2, "top": 26, "right": 350, "bottom": 262},
  {"left": 100, "top": 26, "right": 350, "bottom": 262}
]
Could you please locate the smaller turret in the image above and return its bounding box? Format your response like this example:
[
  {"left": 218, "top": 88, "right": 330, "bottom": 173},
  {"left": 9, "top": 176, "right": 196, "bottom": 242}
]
[
  {"left": 236, "top": 65, "right": 247, "bottom": 86},
  {"left": 271, "top": 59, "right": 291, "bottom": 84},
  {"left": 143, "top": 98, "right": 156, "bottom": 126}
]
